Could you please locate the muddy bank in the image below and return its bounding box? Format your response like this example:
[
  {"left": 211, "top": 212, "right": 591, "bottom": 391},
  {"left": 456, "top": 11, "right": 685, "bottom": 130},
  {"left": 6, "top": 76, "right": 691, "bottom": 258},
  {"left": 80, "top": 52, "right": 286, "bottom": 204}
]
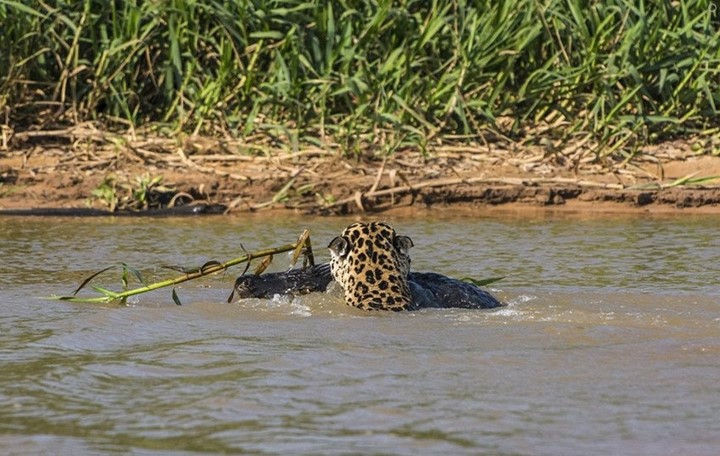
[
  {"left": 2, "top": 134, "right": 720, "bottom": 215},
  {"left": 357, "top": 184, "right": 720, "bottom": 214}
]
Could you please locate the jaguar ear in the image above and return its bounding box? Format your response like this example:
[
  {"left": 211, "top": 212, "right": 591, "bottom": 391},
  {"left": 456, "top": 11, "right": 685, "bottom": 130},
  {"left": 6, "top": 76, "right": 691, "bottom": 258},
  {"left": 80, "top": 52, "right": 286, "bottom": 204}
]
[
  {"left": 328, "top": 236, "right": 350, "bottom": 258},
  {"left": 394, "top": 235, "right": 414, "bottom": 254}
]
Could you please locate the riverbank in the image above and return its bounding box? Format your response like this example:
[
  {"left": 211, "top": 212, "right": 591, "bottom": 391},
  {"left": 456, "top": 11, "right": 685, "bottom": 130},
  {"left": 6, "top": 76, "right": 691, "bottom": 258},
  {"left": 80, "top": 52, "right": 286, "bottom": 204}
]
[
  {"left": 2, "top": 128, "right": 720, "bottom": 215},
  {"left": 4, "top": 1, "right": 719, "bottom": 216}
]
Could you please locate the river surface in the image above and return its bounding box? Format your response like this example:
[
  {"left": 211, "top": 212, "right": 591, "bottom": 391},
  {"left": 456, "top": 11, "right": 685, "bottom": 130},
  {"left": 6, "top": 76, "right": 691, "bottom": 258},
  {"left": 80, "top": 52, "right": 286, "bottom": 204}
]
[{"left": 1, "top": 213, "right": 719, "bottom": 455}]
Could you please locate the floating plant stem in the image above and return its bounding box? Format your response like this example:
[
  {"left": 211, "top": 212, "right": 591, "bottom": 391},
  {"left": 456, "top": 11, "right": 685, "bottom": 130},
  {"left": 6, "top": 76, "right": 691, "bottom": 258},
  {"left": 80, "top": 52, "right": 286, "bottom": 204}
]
[{"left": 50, "top": 230, "right": 313, "bottom": 304}]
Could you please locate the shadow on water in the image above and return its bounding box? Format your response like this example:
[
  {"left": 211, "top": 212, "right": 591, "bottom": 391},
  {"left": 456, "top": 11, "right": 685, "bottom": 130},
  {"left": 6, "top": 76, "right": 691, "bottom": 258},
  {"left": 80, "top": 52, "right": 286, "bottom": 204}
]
[{"left": 1, "top": 213, "right": 719, "bottom": 454}]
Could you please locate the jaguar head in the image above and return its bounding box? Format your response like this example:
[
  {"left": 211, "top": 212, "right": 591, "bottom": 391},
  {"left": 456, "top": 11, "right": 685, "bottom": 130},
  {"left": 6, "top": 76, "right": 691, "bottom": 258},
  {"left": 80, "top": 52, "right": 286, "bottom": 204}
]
[{"left": 328, "top": 222, "right": 414, "bottom": 311}]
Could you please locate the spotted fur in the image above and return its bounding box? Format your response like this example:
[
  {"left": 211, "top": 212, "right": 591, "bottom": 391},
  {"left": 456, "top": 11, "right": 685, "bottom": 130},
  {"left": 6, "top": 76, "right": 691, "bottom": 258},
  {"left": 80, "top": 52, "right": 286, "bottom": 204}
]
[{"left": 328, "top": 221, "right": 415, "bottom": 311}]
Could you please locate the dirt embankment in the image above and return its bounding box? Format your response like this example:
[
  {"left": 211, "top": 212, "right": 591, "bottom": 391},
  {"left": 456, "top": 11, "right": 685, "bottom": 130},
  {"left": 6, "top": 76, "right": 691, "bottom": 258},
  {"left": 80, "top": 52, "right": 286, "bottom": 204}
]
[{"left": 2, "top": 130, "right": 720, "bottom": 215}]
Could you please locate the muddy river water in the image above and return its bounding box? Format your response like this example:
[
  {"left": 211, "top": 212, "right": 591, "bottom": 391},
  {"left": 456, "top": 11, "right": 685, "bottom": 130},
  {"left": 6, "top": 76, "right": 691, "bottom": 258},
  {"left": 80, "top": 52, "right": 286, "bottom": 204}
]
[{"left": 1, "top": 213, "right": 719, "bottom": 455}]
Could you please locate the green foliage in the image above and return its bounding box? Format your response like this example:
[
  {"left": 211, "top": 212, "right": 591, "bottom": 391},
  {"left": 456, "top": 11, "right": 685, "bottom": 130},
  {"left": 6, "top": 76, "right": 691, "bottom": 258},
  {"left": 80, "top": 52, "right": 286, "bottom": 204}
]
[
  {"left": 90, "top": 176, "right": 119, "bottom": 212},
  {"left": 89, "top": 174, "right": 175, "bottom": 211},
  {"left": 2, "top": 0, "right": 719, "bottom": 157},
  {"left": 51, "top": 228, "right": 315, "bottom": 305}
]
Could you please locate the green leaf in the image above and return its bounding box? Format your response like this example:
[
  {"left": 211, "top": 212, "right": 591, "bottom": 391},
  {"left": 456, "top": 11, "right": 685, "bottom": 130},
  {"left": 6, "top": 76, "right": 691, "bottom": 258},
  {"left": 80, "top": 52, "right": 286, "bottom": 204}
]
[
  {"left": 121, "top": 263, "right": 146, "bottom": 285},
  {"left": 249, "top": 31, "right": 284, "bottom": 40},
  {"left": 666, "top": 172, "right": 700, "bottom": 187},
  {"left": 0, "top": 0, "right": 46, "bottom": 17},
  {"left": 461, "top": 277, "right": 504, "bottom": 287},
  {"left": 666, "top": 174, "right": 720, "bottom": 188},
  {"left": 72, "top": 266, "right": 116, "bottom": 296},
  {"left": 172, "top": 288, "right": 182, "bottom": 306}
]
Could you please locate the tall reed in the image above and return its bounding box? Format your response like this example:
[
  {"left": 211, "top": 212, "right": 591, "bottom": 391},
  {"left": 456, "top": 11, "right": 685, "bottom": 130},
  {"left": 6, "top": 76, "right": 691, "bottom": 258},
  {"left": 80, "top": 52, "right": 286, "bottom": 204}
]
[{"left": 1, "top": 0, "right": 718, "bottom": 157}]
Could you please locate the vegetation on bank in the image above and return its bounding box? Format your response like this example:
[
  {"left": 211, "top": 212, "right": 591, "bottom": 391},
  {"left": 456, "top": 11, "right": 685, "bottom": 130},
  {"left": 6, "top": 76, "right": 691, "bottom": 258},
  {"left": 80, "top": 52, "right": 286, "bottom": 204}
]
[{"left": 1, "top": 0, "right": 719, "bottom": 159}]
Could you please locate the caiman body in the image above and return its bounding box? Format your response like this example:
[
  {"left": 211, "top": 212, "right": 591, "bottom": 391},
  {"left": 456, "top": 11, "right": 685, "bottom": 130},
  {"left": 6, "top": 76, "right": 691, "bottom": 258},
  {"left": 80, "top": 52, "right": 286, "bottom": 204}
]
[{"left": 233, "top": 263, "right": 503, "bottom": 310}]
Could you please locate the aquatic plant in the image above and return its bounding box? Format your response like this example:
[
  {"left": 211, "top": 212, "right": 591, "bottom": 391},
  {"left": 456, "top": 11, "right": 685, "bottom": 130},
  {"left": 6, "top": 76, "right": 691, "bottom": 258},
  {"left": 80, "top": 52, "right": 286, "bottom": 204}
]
[{"left": 51, "top": 229, "right": 314, "bottom": 305}]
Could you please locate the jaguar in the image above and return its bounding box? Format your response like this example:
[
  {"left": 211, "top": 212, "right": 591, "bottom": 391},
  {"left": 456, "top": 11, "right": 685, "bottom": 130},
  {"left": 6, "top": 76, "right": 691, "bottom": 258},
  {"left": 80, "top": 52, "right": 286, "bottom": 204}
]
[{"left": 234, "top": 221, "right": 503, "bottom": 311}]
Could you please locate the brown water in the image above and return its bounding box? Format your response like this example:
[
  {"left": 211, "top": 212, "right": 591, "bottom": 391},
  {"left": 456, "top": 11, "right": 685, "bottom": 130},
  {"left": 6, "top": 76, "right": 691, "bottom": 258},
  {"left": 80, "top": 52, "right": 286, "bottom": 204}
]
[{"left": 1, "top": 214, "right": 719, "bottom": 455}]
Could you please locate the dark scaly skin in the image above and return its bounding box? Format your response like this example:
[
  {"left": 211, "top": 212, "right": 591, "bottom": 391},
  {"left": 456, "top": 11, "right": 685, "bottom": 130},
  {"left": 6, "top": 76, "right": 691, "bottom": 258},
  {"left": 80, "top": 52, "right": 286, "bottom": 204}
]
[
  {"left": 233, "top": 263, "right": 503, "bottom": 310},
  {"left": 233, "top": 264, "right": 334, "bottom": 299}
]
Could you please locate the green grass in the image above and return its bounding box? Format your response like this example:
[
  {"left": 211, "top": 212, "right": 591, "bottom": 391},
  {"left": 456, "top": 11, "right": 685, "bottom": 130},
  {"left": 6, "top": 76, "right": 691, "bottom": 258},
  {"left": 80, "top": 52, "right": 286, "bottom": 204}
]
[{"left": 1, "top": 0, "right": 719, "bottom": 158}]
